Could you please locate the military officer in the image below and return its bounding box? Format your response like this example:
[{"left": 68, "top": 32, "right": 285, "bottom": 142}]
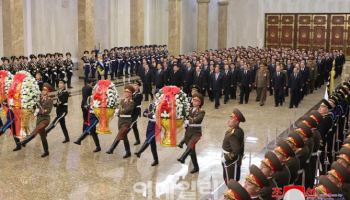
[
  {"left": 45, "top": 80, "right": 70, "bottom": 143},
  {"left": 20, "top": 83, "right": 54, "bottom": 157},
  {"left": 106, "top": 85, "right": 135, "bottom": 158},
  {"left": 177, "top": 93, "right": 205, "bottom": 174},
  {"left": 222, "top": 108, "right": 246, "bottom": 183}
]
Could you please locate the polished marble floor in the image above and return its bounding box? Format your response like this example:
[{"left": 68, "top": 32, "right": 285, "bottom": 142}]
[{"left": 0, "top": 74, "right": 328, "bottom": 200}]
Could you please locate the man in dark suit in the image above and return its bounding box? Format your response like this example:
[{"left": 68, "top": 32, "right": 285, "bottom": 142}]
[
  {"left": 193, "top": 65, "right": 205, "bottom": 95},
  {"left": 201, "top": 60, "right": 210, "bottom": 96},
  {"left": 268, "top": 59, "right": 276, "bottom": 96},
  {"left": 154, "top": 63, "right": 165, "bottom": 91},
  {"left": 142, "top": 63, "right": 154, "bottom": 101},
  {"left": 272, "top": 64, "right": 287, "bottom": 107},
  {"left": 183, "top": 62, "right": 194, "bottom": 95},
  {"left": 209, "top": 65, "right": 223, "bottom": 109},
  {"left": 238, "top": 64, "right": 253, "bottom": 104},
  {"left": 299, "top": 61, "right": 310, "bottom": 100},
  {"left": 230, "top": 63, "right": 239, "bottom": 100},
  {"left": 169, "top": 64, "right": 183, "bottom": 88},
  {"left": 81, "top": 79, "right": 93, "bottom": 133},
  {"left": 289, "top": 67, "right": 302, "bottom": 108},
  {"left": 222, "top": 64, "right": 232, "bottom": 104}
]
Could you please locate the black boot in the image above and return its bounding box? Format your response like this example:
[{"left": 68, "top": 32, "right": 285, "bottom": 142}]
[
  {"left": 93, "top": 146, "right": 101, "bottom": 153},
  {"left": 151, "top": 160, "right": 159, "bottom": 166},
  {"left": 21, "top": 134, "right": 36, "bottom": 147},
  {"left": 190, "top": 151, "right": 199, "bottom": 173},
  {"left": 106, "top": 137, "right": 120, "bottom": 154},
  {"left": 177, "top": 138, "right": 185, "bottom": 149},
  {"left": 134, "top": 142, "right": 149, "bottom": 158},
  {"left": 123, "top": 152, "right": 131, "bottom": 158},
  {"left": 123, "top": 138, "right": 131, "bottom": 158},
  {"left": 177, "top": 148, "right": 192, "bottom": 164},
  {"left": 13, "top": 145, "right": 22, "bottom": 151},
  {"left": 41, "top": 151, "right": 49, "bottom": 157},
  {"left": 74, "top": 132, "right": 88, "bottom": 145}
]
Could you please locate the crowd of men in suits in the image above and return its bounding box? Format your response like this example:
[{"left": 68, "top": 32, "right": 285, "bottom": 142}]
[
  {"left": 137, "top": 47, "right": 346, "bottom": 109},
  {"left": 224, "top": 81, "right": 350, "bottom": 199},
  {"left": 0, "top": 53, "right": 74, "bottom": 90}
]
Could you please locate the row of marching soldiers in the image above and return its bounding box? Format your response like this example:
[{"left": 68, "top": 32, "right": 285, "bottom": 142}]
[
  {"left": 80, "top": 45, "right": 168, "bottom": 84},
  {"left": 0, "top": 53, "right": 74, "bottom": 89},
  {"left": 222, "top": 81, "right": 350, "bottom": 200},
  {"left": 77, "top": 80, "right": 205, "bottom": 173}
]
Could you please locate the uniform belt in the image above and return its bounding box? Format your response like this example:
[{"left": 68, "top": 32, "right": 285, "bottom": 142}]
[
  {"left": 110, "top": 60, "right": 116, "bottom": 62},
  {"left": 83, "top": 63, "right": 90, "bottom": 66},
  {"left": 222, "top": 149, "right": 230, "bottom": 154},
  {"left": 188, "top": 124, "right": 202, "bottom": 127},
  {"left": 136, "top": 105, "right": 142, "bottom": 108},
  {"left": 149, "top": 119, "right": 156, "bottom": 122},
  {"left": 120, "top": 115, "right": 131, "bottom": 118},
  {"left": 60, "top": 103, "right": 68, "bottom": 106}
]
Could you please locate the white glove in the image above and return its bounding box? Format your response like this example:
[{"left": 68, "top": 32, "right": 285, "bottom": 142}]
[
  {"left": 34, "top": 108, "right": 39, "bottom": 117},
  {"left": 114, "top": 109, "right": 120, "bottom": 117},
  {"left": 185, "top": 120, "right": 189, "bottom": 126}
]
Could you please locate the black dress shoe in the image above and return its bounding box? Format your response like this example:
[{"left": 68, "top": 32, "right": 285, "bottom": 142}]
[
  {"left": 74, "top": 141, "right": 81, "bottom": 145},
  {"left": 177, "top": 143, "right": 183, "bottom": 149},
  {"left": 62, "top": 139, "right": 70, "bottom": 143},
  {"left": 134, "top": 141, "right": 140, "bottom": 145},
  {"left": 190, "top": 168, "right": 199, "bottom": 174},
  {"left": 134, "top": 152, "right": 141, "bottom": 158},
  {"left": 13, "top": 146, "right": 21, "bottom": 151},
  {"left": 275, "top": 105, "right": 278, "bottom": 107},
  {"left": 151, "top": 160, "right": 159, "bottom": 166},
  {"left": 106, "top": 150, "right": 113, "bottom": 154},
  {"left": 93, "top": 147, "right": 101, "bottom": 153},
  {"left": 41, "top": 152, "right": 49, "bottom": 158},
  {"left": 123, "top": 152, "right": 131, "bottom": 159}
]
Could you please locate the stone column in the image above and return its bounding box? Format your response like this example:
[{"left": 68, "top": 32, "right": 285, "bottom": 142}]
[
  {"left": 218, "top": 0, "right": 229, "bottom": 49},
  {"left": 2, "top": 0, "right": 24, "bottom": 57},
  {"left": 78, "top": 0, "right": 95, "bottom": 77},
  {"left": 197, "top": 0, "right": 210, "bottom": 52},
  {"left": 130, "top": 0, "right": 144, "bottom": 46},
  {"left": 168, "top": 0, "right": 181, "bottom": 56}
]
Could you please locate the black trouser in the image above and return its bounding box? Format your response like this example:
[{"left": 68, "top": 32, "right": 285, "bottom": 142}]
[
  {"left": 222, "top": 158, "right": 241, "bottom": 183},
  {"left": 208, "top": 88, "right": 214, "bottom": 101},
  {"left": 230, "top": 85, "right": 237, "bottom": 99},
  {"left": 111, "top": 61, "right": 117, "bottom": 80},
  {"left": 213, "top": 90, "right": 221, "bottom": 107},
  {"left": 67, "top": 74, "right": 72, "bottom": 88},
  {"left": 274, "top": 88, "right": 284, "bottom": 106},
  {"left": 82, "top": 107, "right": 88, "bottom": 131},
  {"left": 40, "top": 128, "right": 48, "bottom": 153},
  {"left": 46, "top": 110, "right": 69, "bottom": 140},
  {"left": 132, "top": 116, "right": 140, "bottom": 143},
  {"left": 239, "top": 85, "right": 250, "bottom": 103},
  {"left": 143, "top": 86, "right": 153, "bottom": 101},
  {"left": 320, "top": 132, "right": 335, "bottom": 175},
  {"left": 305, "top": 155, "right": 317, "bottom": 188},
  {"left": 223, "top": 87, "right": 230, "bottom": 103},
  {"left": 141, "top": 137, "right": 158, "bottom": 161},
  {"left": 289, "top": 89, "right": 299, "bottom": 108}
]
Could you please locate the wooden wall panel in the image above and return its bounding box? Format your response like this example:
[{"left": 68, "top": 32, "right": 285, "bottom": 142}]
[
  {"left": 265, "top": 15, "right": 281, "bottom": 48},
  {"left": 312, "top": 14, "right": 328, "bottom": 50},
  {"left": 264, "top": 13, "right": 350, "bottom": 57},
  {"left": 280, "top": 15, "right": 294, "bottom": 47},
  {"left": 330, "top": 14, "right": 347, "bottom": 52}
]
